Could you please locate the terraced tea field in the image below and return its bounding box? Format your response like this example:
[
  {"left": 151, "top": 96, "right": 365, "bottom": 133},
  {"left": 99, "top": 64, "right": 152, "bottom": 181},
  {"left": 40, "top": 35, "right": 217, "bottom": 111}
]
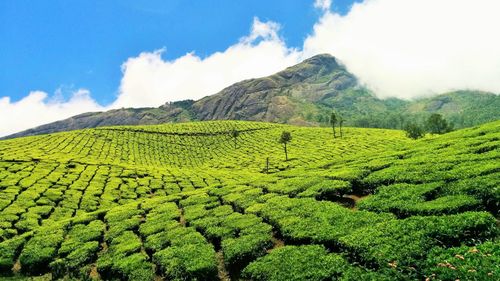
[{"left": 0, "top": 120, "right": 498, "bottom": 280}]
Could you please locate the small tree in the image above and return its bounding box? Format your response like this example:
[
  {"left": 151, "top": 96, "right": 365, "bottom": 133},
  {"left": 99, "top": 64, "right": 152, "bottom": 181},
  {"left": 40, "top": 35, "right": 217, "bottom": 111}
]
[
  {"left": 330, "top": 112, "right": 337, "bottom": 138},
  {"left": 230, "top": 128, "right": 240, "bottom": 149},
  {"left": 404, "top": 123, "right": 425, "bottom": 139},
  {"left": 426, "top": 114, "right": 453, "bottom": 134},
  {"left": 279, "top": 131, "right": 292, "bottom": 161},
  {"left": 339, "top": 115, "right": 345, "bottom": 138}
]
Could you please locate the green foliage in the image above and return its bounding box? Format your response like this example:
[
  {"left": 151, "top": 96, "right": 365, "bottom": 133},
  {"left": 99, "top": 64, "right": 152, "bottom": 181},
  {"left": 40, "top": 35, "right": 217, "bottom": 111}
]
[
  {"left": 279, "top": 131, "right": 292, "bottom": 161},
  {"left": 242, "top": 245, "right": 348, "bottom": 281},
  {"left": 358, "top": 183, "right": 482, "bottom": 217},
  {"left": 97, "top": 231, "right": 154, "bottom": 281},
  {"left": 258, "top": 197, "right": 394, "bottom": 245},
  {"left": 153, "top": 243, "right": 217, "bottom": 281},
  {"left": 426, "top": 113, "right": 453, "bottom": 134},
  {"left": 267, "top": 177, "right": 321, "bottom": 197},
  {"left": 222, "top": 233, "right": 273, "bottom": 268},
  {"left": 338, "top": 212, "right": 498, "bottom": 271},
  {"left": 297, "top": 179, "right": 351, "bottom": 199},
  {"left": 0, "top": 120, "right": 498, "bottom": 279},
  {"left": 19, "top": 226, "right": 65, "bottom": 274},
  {"left": 404, "top": 122, "right": 425, "bottom": 139},
  {"left": 279, "top": 131, "right": 292, "bottom": 144},
  {"left": 0, "top": 235, "right": 26, "bottom": 272},
  {"left": 423, "top": 241, "right": 499, "bottom": 280}
]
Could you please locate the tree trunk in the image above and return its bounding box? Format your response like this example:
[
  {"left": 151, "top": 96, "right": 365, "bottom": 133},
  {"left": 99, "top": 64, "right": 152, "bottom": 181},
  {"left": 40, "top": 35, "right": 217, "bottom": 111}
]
[{"left": 332, "top": 125, "right": 336, "bottom": 138}]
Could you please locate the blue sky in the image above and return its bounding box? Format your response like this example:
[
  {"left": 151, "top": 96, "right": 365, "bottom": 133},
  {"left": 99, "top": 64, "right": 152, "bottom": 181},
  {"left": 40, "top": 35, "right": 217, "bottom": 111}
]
[
  {"left": 0, "top": 0, "right": 359, "bottom": 105},
  {"left": 1, "top": 0, "right": 499, "bottom": 137}
]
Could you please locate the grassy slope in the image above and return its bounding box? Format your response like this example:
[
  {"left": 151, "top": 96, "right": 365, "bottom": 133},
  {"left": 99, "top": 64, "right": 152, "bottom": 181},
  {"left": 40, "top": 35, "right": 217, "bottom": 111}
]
[{"left": 0, "top": 120, "right": 498, "bottom": 280}]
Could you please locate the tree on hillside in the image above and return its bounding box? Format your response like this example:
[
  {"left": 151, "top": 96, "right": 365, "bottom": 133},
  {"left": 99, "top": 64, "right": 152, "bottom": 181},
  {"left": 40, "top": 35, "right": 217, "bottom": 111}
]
[
  {"left": 339, "top": 115, "right": 345, "bottom": 138},
  {"left": 426, "top": 114, "right": 453, "bottom": 134},
  {"left": 404, "top": 122, "right": 425, "bottom": 139},
  {"left": 330, "top": 112, "right": 337, "bottom": 138},
  {"left": 230, "top": 128, "right": 240, "bottom": 149},
  {"left": 279, "top": 131, "right": 292, "bottom": 161}
]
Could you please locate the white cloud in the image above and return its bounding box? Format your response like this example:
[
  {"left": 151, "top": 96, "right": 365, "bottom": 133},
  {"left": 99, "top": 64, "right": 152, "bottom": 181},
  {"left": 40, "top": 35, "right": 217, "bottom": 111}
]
[
  {"left": 314, "top": 0, "right": 331, "bottom": 11},
  {"left": 116, "top": 0, "right": 500, "bottom": 105},
  {"left": 0, "top": 89, "right": 103, "bottom": 137},
  {"left": 3, "top": 0, "right": 500, "bottom": 137},
  {"left": 304, "top": 0, "right": 500, "bottom": 99},
  {"left": 113, "top": 17, "right": 301, "bottom": 108}
]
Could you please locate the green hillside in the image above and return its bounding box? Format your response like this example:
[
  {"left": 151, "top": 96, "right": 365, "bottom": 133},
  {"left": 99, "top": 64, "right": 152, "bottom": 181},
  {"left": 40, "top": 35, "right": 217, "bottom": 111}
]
[
  {"left": 6, "top": 54, "right": 499, "bottom": 140},
  {"left": 0, "top": 120, "right": 498, "bottom": 280}
]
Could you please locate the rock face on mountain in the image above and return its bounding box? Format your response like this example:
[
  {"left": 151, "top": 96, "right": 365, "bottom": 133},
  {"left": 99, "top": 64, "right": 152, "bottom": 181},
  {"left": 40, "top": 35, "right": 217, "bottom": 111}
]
[
  {"left": 192, "top": 54, "right": 358, "bottom": 124},
  {"left": 4, "top": 54, "right": 499, "bottom": 139}
]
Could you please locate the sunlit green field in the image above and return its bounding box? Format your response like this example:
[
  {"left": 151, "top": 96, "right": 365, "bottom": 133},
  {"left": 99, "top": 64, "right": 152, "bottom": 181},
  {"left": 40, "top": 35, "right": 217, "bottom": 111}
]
[{"left": 0, "top": 120, "right": 498, "bottom": 280}]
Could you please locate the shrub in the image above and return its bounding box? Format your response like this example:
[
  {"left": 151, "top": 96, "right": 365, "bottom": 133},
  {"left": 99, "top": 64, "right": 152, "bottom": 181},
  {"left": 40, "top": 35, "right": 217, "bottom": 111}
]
[
  {"left": 358, "top": 183, "right": 481, "bottom": 217},
  {"left": 153, "top": 243, "right": 217, "bottom": 281},
  {"left": 139, "top": 218, "right": 179, "bottom": 237},
  {"left": 267, "top": 177, "right": 321, "bottom": 196},
  {"left": 404, "top": 123, "right": 425, "bottom": 139},
  {"left": 259, "top": 197, "right": 393, "bottom": 245},
  {"left": 0, "top": 236, "right": 26, "bottom": 272},
  {"left": 222, "top": 233, "right": 273, "bottom": 268},
  {"left": 297, "top": 179, "right": 351, "bottom": 199},
  {"left": 97, "top": 231, "right": 154, "bottom": 281},
  {"left": 242, "top": 245, "right": 348, "bottom": 281},
  {"left": 338, "top": 212, "right": 498, "bottom": 271},
  {"left": 423, "top": 241, "right": 499, "bottom": 280},
  {"left": 19, "top": 228, "right": 65, "bottom": 274},
  {"left": 112, "top": 252, "right": 155, "bottom": 281}
]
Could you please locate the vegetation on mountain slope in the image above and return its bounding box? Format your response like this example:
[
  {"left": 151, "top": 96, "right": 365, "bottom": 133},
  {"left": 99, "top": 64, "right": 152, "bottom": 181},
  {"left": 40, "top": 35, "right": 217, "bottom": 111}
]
[
  {"left": 0, "top": 120, "right": 498, "bottom": 280},
  {"left": 5, "top": 54, "right": 499, "bottom": 139}
]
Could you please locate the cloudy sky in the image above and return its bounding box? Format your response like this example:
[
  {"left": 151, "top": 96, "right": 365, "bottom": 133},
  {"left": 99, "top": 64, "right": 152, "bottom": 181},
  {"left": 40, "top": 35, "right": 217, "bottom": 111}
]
[{"left": 1, "top": 0, "right": 499, "bottom": 136}]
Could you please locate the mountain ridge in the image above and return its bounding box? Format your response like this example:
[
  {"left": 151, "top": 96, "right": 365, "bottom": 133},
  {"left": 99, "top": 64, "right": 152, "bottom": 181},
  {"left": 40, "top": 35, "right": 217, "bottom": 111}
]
[{"left": 4, "top": 54, "right": 499, "bottom": 139}]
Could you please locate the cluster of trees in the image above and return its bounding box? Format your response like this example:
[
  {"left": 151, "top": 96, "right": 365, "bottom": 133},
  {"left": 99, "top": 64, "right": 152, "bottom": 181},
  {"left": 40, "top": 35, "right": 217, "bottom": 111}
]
[
  {"left": 227, "top": 113, "right": 453, "bottom": 164},
  {"left": 330, "top": 112, "right": 345, "bottom": 138},
  {"left": 404, "top": 113, "right": 454, "bottom": 139},
  {"left": 278, "top": 111, "right": 344, "bottom": 162}
]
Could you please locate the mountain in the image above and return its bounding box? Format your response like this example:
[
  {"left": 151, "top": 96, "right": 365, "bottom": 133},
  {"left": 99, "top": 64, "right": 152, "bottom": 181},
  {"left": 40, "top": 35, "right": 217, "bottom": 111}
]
[{"left": 4, "top": 54, "right": 499, "bottom": 139}]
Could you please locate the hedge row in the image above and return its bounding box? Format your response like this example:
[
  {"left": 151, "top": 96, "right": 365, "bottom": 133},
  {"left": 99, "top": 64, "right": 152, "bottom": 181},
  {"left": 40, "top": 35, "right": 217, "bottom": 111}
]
[
  {"left": 423, "top": 240, "right": 499, "bottom": 280},
  {"left": 338, "top": 212, "right": 498, "bottom": 273},
  {"left": 358, "top": 183, "right": 482, "bottom": 217},
  {"left": 255, "top": 196, "right": 393, "bottom": 246},
  {"left": 242, "top": 245, "right": 390, "bottom": 281},
  {"left": 183, "top": 193, "right": 273, "bottom": 269}
]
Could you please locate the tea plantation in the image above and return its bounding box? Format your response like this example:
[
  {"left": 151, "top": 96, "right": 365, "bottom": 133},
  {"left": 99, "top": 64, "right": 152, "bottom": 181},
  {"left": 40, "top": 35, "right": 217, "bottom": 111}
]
[{"left": 0, "top": 120, "right": 498, "bottom": 280}]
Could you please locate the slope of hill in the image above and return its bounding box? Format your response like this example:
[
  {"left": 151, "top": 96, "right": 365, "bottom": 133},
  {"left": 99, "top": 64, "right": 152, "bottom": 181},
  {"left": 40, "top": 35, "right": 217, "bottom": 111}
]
[
  {"left": 0, "top": 120, "right": 498, "bottom": 280},
  {"left": 5, "top": 54, "right": 499, "bottom": 139}
]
